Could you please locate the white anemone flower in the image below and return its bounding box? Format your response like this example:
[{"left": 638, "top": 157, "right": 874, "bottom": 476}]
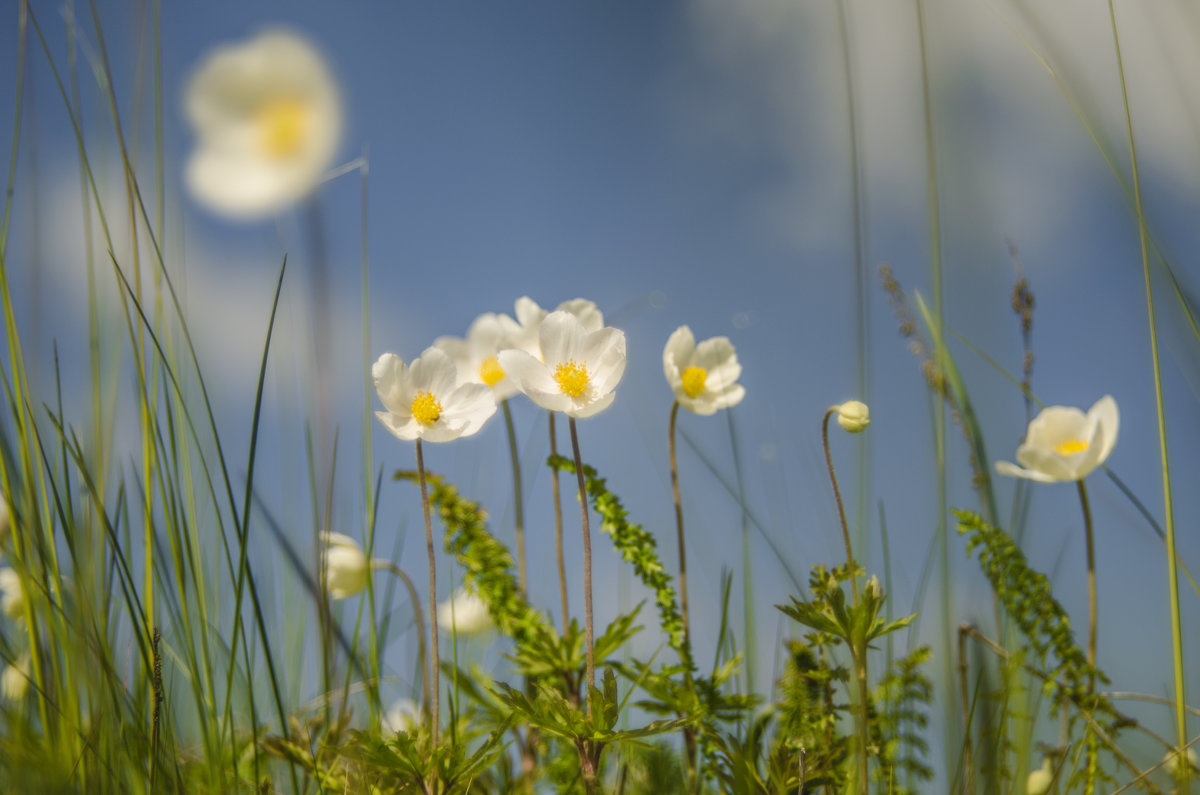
[
  {"left": 434, "top": 313, "right": 520, "bottom": 401},
  {"left": 320, "top": 532, "right": 383, "bottom": 600},
  {"left": 0, "top": 568, "right": 23, "bottom": 619},
  {"left": 185, "top": 30, "right": 342, "bottom": 218},
  {"left": 499, "top": 297, "right": 604, "bottom": 358},
  {"left": 1, "top": 654, "right": 29, "bottom": 702},
  {"left": 663, "top": 326, "right": 745, "bottom": 416},
  {"left": 498, "top": 311, "right": 625, "bottom": 418},
  {"left": 436, "top": 587, "right": 493, "bottom": 635},
  {"left": 995, "top": 396, "right": 1118, "bottom": 483},
  {"left": 372, "top": 348, "right": 497, "bottom": 443},
  {"left": 382, "top": 698, "right": 422, "bottom": 734}
]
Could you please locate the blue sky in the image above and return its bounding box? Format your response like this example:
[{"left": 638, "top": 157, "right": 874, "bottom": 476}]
[{"left": 3, "top": 0, "right": 1200, "bottom": 778}]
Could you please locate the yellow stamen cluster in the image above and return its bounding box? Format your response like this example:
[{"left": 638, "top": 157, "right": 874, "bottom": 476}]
[
  {"left": 410, "top": 391, "right": 442, "bottom": 425},
  {"left": 1054, "top": 438, "right": 1089, "bottom": 456},
  {"left": 681, "top": 366, "right": 708, "bottom": 398},
  {"left": 257, "top": 98, "right": 309, "bottom": 159},
  {"left": 479, "top": 356, "right": 505, "bottom": 387},
  {"left": 554, "top": 360, "right": 590, "bottom": 398}
]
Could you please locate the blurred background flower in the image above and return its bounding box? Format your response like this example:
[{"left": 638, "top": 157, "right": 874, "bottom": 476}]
[{"left": 184, "top": 29, "right": 342, "bottom": 218}]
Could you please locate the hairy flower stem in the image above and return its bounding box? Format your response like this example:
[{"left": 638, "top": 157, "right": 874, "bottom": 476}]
[
  {"left": 568, "top": 417, "right": 596, "bottom": 709},
  {"left": 668, "top": 401, "right": 700, "bottom": 792},
  {"left": 415, "top": 440, "right": 440, "bottom": 749},
  {"left": 376, "top": 561, "right": 431, "bottom": 718},
  {"left": 549, "top": 412, "right": 569, "bottom": 634},
  {"left": 1078, "top": 478, "right": 1098, "bottom": 794},
  {"left": 668, "top": 402, "right": 692, "bottom": 656},
  {"left": 502, "top": 399, "right": 527, "bottom": 598},
  {"left": 822, "top": 406, "right": 867, "bottom": 794},
  {"left": 822, "top": 407, "right": 859, "bottom": 601}
]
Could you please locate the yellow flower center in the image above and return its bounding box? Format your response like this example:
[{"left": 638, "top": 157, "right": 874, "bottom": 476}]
[
  {"left": 554, "top": 360, "right": 590, "bottom": 398},
  {"left": 1054, "top": 438, "right": 1089, "bottom": 456},
  {"left": 681, "top": 366, "right": 708, "bottom": 398},
  {"left": 410, "top": 391, "right": 442, "bottom": 425},
  {"left": 479, "top": 356, "right": 505, "bottom": 387},
  {"left": 256, "top": 98, "right": 309, "bottom": 159}
]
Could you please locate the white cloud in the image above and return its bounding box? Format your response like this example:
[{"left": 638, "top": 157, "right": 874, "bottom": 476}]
[{"left": 677, "top": 0, "right": 1200, "bottom": 257}]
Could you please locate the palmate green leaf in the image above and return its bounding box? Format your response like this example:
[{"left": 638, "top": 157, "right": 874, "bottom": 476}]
[
  {"left": 777, "top": 598, "right": 842, "bottom": 640},
  {"left": 594, "top": 602, "right": 643, "bottom": 662}
]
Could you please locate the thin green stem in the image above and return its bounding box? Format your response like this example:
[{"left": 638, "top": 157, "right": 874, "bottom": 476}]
[
  {"left": 502, "top": 399, "right": 527, "bottom": 598},
  {"left": 668, "top": 401, "right": 691, "bottom": 654},
  {"left": 821, "top": 407, "right": 858, "bottom": 601},
  {"left": 567, "top": 416, "right": 595, "bottom": 709},
  {"left": 376, "top": 561, "right": 431, "bottom": 721},
  {"left": 549, "top": 411, "right": 568, "bottom": 634},
  {"left": 1106, "top": 3, "right": 1188, "bottom": 784},
  {"left": 669, "top": 400, "right": 699, "bottom": 792},
  {"left": 1078, "top": 478, "right": 1098, "bottom": 795},
  {"left": 416, "top": 440, "right": 440, "bottom": 750},
  {"left": 821, "top": 406, "right": 866, "bottom": 794}
]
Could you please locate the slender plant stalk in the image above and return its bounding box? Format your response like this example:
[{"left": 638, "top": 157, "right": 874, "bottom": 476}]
[
  {"left": 821, "top": 406, "right": 867, "bottom": 794},
  {"left": 416, "top": 439, "right": 440, "bottom": 749},
  {"left": 1077, "top": 478, "right": 1099, "bottom": 794},
  {"left": 957, "top": 624, "right": 974, "bottom": 795},
  {"left": 821, "top": 407, "right": 858, "bottom": 600},
  {"left": 567, "top": 416, "right": 595, "bottom": 707},
  {"left": 376, "top": 561, "right": 431, "bottom": 726},
  {"left": 668, "top": 400, "right": 699, "bottom": 792},
  {"left": 1105, "top": 3, "right": 1188, "bottom": 783},
  {"left": 668, "top": 401, "right": 691, "bottom": 652},
  {"left": 502, "top": 399, "right": 527, "bottom": 597},
  {"left": 549, "top": 411, "right": 569, "bottom": 634}
]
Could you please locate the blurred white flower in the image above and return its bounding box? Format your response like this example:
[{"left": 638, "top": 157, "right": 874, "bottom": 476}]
[
  {"left": 1164, "top": 747, "right": 1198, "bottom": 778},
  {"left": 498, "top": 297, "right": 604, "bottom": 359},
  {"left": 1, "top": 654, "right": 29, "bottom": 702},
  {"left": 372, "top": 348, "right": 497, "bottom": 443},
  {"left": 662, "top": 325, "right": 745, "bottom": 416},
  {"left": 0, "top": 568, "right": 23, "bottom": 619},
  {"left": 435, "top": 314, "right": 520, "bottom": 401},
  {"left": 185, "top": 29, "right": 342, "bottom": 218},
  {"left": 498, "top": 311, "right": 625, "bottom": 419},
  {"left": 321, "top": 532, "right": 380, "bottom": 600},
  {"left": 836, "top": 400, "right": 870, "bottom": 434},
  {"left": 437, "top": 587, "right": 492, "bottom": 635},
  {"left": 382, "top": 697, "right": 422, "bottom": 734},
  {"left": 995, "top": 396, "right": 1118, "bottom": 483}
]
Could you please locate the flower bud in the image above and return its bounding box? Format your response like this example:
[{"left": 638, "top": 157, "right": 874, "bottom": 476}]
[
  {"left": 836, "top": 401, "right": 870, "bottom": 433},
  {"left": 864, "top": 575, "right": 882, "bottom": 601},
  {"left": 1026, "top": 759, "right": 1053, "bottom": 795},
  {"left": 321, "top": 533, "right": 370, "bottom": 600}
]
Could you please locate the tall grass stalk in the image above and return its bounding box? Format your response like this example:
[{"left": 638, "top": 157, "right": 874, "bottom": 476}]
[{"left": 1106, "top": 4, "right": 1189, "bottom": 783}]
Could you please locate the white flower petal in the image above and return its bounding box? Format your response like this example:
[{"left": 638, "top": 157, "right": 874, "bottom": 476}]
[
  {"left": 556, "top": 298, "right": 604, "bottom": 333},
  {"left": 409, "top": 347, "right": 457, "bottom": 397},
  {"left": 539, "top": 311, "right": 586, "bottom": 366},
  {"left": 375, "top": 410, "right": 421, "bottom": 442},
  {"left": 994, "top": 459, "right": 1058, "bottom": 483},
  {"left": 569, "top": 389, "right": 616, "bottom": 418},
  {"left": 663, "top": 326, "right": 695, "bottom": 384},
  {"left": 1087, "top": 395, "right": 1119, "bottom": 467},
  {"left": 372, "top": 353, "right": 414, "bottom": 417}
]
